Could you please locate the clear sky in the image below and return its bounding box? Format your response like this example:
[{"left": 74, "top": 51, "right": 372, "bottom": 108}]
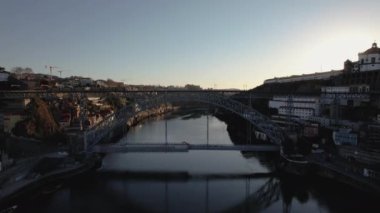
[{"left": 1, "top": 0, "right": 380, "bottom": 89}]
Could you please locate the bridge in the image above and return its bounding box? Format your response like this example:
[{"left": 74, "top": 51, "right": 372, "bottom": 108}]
[
  {"left": 2, "top": 88, "right": 378, "bottom": 99},
  {"left": 0, "top": 89, "right": 287, "bottom": 152},
  {"left": 93, "top": 143, "right": 280, "bottom": 153},
  {"left": 83, "top": 90, "right": 286, "bottom": 152}
]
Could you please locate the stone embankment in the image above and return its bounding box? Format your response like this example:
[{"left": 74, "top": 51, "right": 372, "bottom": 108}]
[
  {"left": 128, "top": 104, "right": 177, "bottom": 127},
  {"left": 104, "top": 104, "right": 178, "bottom": 143}
]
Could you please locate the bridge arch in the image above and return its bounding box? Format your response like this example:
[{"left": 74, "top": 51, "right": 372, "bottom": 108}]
[{"left": 85, "top": 92, "right": 285, "bottom": 149}]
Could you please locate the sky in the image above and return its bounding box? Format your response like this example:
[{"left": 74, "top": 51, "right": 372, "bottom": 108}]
[{"left": 1, "top": 0, "right": 380, "bottom": 89}]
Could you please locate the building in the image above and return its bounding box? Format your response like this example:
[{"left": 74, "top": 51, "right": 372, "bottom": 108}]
[
  {"left": 79, "top": 78, "right": 94, "bottom": 87},
  {"left": 3, "top": 113, "right": 25, "bottom": 133},
  {"left": 343, "top": 42, "right": 380, "bottom": 72},
  {"left": 333, "top": 129, "right": 358, "bottom": 146},
  {"left": 263, "top": 42, "right": 380, "bottom": 91},
  {"left": 307, "top": 116, "right": 361, "bottom": 130},
  {"left": 340, "top": 43, "right": 380, "bottom": 90},
  {"left": 0, "top": 98, "right": 30, "bottom": 133},
  {"left": 321, "top": 85, "right": 370, "bottom": 93},
  {"left": 95, "top": 80, "right": 109, "bottom": 88},
  {"left": 0, "top": 67, "right": 10, "bottom": 82},
  {"left": 303, "top": 123, "right": 319, "bottom": 138},
  {"left": 269, "top": 96, "right": 320, "bottom": 119},
  {"left": 320, "top": 85, "right": 370, "bottom": 107},
  {"left": 358, "top": 42, "right": 380, "bottom": 72}
]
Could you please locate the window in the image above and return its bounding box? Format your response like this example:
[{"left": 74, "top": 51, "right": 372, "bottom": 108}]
[
  {"left": 361, "top": 59, "right": 364, "bottom": 64},
  {"left": 371, "top": 57, "right": 376, "bottom": 64}
]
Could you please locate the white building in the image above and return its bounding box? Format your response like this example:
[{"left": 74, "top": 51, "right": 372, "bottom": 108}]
[
  {"left": 269, "top": 96, "right": 320, "bottom": 119},
  {"left": 79, "top": 78, "right": 94, "bottom": 87},
  {"left": 95, "top": 80, "right": 109, "bottom": 88},
  {"left": 358, "top": 42, "right": 380, "bottom": 72}
]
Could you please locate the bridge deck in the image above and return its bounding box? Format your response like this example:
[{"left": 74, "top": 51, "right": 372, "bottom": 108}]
[{"left": 93, "top": 143, "right": 280, "bottom": 153}]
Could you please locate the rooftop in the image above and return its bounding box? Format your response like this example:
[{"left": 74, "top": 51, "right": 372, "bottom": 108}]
[{"left": 362, "top": 42, "right": 380, "bottom": 55}]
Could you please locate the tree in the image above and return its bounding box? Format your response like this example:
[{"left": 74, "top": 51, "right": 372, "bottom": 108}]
[
  {"left": 184, "top": 84, "right": 202, "bottom": 90},
  {"left": 11, "top": 67, "right": 34, "bottom": 79}
]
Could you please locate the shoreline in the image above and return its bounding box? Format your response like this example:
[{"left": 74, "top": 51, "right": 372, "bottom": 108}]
[
  {"left": 2, "top": 107, "right": 378, "bottom": 210},
  {"left": 0, "top": 105, "right": 179, "bottom": 210},
  {"left": 0, "top": 153, "right": 102, "bottom": 210}
]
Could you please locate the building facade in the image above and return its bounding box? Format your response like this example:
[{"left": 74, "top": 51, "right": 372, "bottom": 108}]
[
  {"left": 0, "top": 67, "right": 9, "bottom": 82},
  {"left": 320, "top": 85, "right": 370, "bottom": 107},
  {"left": 269, "top": 96, "right": 320, "bottom": 119},
  {"left": 358, "top": 42, "right": 380, "bottom": 72},
  {"left": 333, "top": 129, "right": 358, "bottom": 146}
]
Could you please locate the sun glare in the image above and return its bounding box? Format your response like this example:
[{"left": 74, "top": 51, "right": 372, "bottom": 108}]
[{"left": 297, "top": 30, "right": 375, "bottom": 73}]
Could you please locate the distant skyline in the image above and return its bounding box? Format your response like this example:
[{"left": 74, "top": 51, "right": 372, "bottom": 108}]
[{"left": 1, "top": 0, "right": 380, "bottom": 89}]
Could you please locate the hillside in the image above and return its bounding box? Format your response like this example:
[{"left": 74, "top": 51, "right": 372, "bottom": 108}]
[
  {"left": 13, "top": 97, "right": 62, "bottom": 140},
  {"left": 250, "top": 79, "right": 333, "bottom": 95}
]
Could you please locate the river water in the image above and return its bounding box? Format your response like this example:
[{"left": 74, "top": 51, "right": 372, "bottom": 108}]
[{"left": 13, "top": 110, "right": 380, "bottom": 212}]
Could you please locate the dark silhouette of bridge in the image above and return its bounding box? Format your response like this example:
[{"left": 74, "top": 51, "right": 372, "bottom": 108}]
[{"left": 82, "top": 90, "right": 286, "bottom": 152}]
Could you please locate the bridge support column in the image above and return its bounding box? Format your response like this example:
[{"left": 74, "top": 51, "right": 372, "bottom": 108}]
[
  {"left": 206, "top": 114, "right": 209, "bottom": 146},
  {"left": 247, "top": 122, "right": 252, "bottom": 144},
  {"left": 205, "top": 178, "right": 209, "bottom": 213},
  {"left": 83, "top": 131, "right": 88, "bottom": 152},
  {"left": 165, "top": 120, "right": 168, "bottom": 145},
  {"left": 245, "top": 177, "right": 251, "bottom": 212}
]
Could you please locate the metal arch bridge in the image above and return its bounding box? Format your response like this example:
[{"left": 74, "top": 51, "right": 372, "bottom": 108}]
[{"left": 85, "top": 91, "right": 286, "bottom": 151}]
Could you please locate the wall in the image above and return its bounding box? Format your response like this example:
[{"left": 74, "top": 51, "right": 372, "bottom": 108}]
[
  {"left": 358, "top": 53, "right": 380, "bottom": 72},
  {"left": 268, "top": 96, "right": 320, "bottom": 119},
  {"left": 264, "top": 70, "right": 342, "bottom": 84}
]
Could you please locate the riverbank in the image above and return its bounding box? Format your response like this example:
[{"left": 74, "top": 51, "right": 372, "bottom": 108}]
[
  {"left": 3, "top": 109, "right": 380, "bottom": 212},
  {"left": 0, "top": 153, "right": 101, "bottom": 210},
  {"left": 0, "top": 104, "right": 180, "bottom": 210},
  {"left": 99, "top": 104, "right": 179, "bottom": 146},
  {"left": 215, "top": 109, "right": 380, "bottom": 194},
  {"left": 307, "top": 153, "right": 380, "bottom": 194}
]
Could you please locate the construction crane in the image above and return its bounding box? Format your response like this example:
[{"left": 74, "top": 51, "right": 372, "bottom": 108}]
[
  {"left": 44, "top": 65, "right": 58, "bottom": 81},
  {"left": 57, "top": 70, "right": 69, "bottom": 78}
]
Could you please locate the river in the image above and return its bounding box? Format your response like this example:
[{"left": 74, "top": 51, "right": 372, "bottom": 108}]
[{"left": 12, "top": 110, "right": 380, "bottom": 212}]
